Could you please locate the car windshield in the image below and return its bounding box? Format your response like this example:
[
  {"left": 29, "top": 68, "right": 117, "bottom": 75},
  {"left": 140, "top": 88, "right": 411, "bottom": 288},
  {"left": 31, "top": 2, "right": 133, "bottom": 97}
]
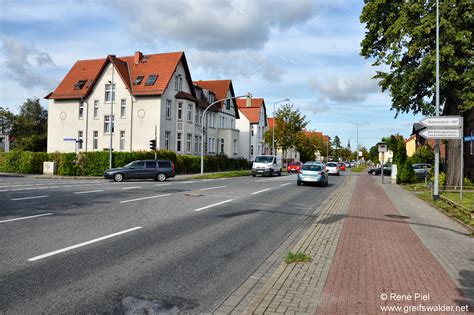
[
  {"left": 302, "top": 165, "right": 322, "bottom": 171},
  {"left": 327, "top": 163, "right": 337, "bottom": 167},
  {"left": 288, "top": 162, "right": 299, "bottom": 166},
  {"left": 255, "top": 156, "right": 274, "bottom": 163}
]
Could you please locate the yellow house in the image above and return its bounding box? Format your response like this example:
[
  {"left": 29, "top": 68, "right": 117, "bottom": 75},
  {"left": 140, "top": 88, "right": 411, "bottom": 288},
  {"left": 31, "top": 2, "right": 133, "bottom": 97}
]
[{"left": 405, "top": 135, "right": 416, "bottom": 157}]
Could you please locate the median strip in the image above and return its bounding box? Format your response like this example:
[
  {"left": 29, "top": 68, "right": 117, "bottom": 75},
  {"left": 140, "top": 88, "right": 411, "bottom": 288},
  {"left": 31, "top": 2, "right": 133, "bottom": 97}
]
[
  {"left": 10, "top": 195, "right": 49, "bottom": 201},
  {"left": 195, "top": 199, "right": 234, "bottom": 212},
  {"left": 0, "top": 213, "right": 53, "bottom": 224},
  {"left": 252, "top": 188, "right": 271, "bottom": 195},
  {"left": 200, "top": 185, "right": 227, "bottom": 191},
  {"left": 73, "top": 190, "right": 104, "bottom": 195},
  {"left": 120, "top": 193, "right": 171, "bottom": 204},
  {"left": 28, "top": 226, "right": 143, "bottom": 262}
]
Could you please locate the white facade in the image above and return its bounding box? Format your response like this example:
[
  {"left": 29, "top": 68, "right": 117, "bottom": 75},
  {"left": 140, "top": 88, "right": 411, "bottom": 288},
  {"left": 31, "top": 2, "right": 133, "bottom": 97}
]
[{"left": 236, "top": 105, "right": 268, "bottom": 161}]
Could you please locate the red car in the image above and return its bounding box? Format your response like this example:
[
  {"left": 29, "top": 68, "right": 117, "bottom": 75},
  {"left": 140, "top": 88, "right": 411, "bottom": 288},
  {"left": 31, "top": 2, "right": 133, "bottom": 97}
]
[
  {"left": 287, "top": 161, "right": 302, "bottom": 173},
  {"left": 337, "top": 162, "right": 346, "bottom": 171}
]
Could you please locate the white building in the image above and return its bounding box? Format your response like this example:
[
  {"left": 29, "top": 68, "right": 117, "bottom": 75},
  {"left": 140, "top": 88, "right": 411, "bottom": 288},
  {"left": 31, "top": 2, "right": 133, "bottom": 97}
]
[
  {"left": 0, "top": 133, "right": 9, "bottom": 152},
  {"left": 236, "top": 98, "right": 269, "bottom": 161}
]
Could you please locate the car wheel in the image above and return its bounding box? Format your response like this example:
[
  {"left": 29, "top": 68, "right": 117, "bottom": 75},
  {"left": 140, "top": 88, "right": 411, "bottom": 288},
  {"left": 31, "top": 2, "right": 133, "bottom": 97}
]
[
  {"left": 252, "top": 174, "right": 256, "bottom": 177},
  {"left": 278, "top": 169, "right": 282, "bottom": 176},
  {"left": 297, "top": 181, "right": 301, "bottom": 186},
  {"left": 270, "top": 169, "right": 274, "bottom": 177},
  {"left": 113, "top": 173, "right": 124, "bottom": 182},
  {"left": 156, "top": 173, "right": 167, "bottom": 182}
]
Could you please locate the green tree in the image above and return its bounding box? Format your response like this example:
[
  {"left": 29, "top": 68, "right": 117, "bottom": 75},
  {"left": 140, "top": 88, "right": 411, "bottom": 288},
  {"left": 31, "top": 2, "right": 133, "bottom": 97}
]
[
  {"left": 360, "top": 0, "right": 473, "bottom": 186},
  {"left": 10, "top": 98, "right": 48, "bottom": 151},
  {"left": 0, "top": 107, "right": 15, "bottom": 135},
  {"left": 331, "top": 135, "right": 343, "bottom": 160},
  {"left": 369, "top": 145, "right": 380, "bottom": 164},
  {"left": 411, "top": 144, "right": 435, "bottom": 164},
  {"left": 295, "top": 131, "right": 326, "bottom": 162}
]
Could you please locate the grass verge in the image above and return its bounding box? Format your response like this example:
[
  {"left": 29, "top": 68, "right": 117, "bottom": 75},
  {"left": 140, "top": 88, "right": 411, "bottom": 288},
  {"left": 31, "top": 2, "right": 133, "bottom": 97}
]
[
  {"left": 351, "top": 164, "right": 368, "bottom": 173},
  {"left": 284, "top": 252, "right": 312, "bottom": 264},
  {"left": 192, "top": 170, "right": 251, "bottom": 179}
]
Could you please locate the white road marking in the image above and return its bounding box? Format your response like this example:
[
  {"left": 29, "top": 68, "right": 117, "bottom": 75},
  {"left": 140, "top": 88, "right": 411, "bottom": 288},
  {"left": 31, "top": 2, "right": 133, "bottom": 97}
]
[
  {"left": 252, "top": 188, "right": 271, "bottom": 195},
  {"left": 280, "top": 183, "right": 292, "bottom": 187},
  {"left": 0, "top": 190, "right": 8, "bottom": 192},
  {"left": 10, "top": 195, "right": 49, "bottom": 201},
  {"left": 195, "top": 199, "right": 234, "bottom": 212},
  {"left": 28, "top": 226, "right": 143, "bottom": 262},
  {"left": 0, "top": 213, "right": 53, "bottom": 224},
  {"left": 73, "top": 190, "right": 104, "bottom": 194},
  {"left": 200, "top": 185, "right": 227, "bottom": 191},
  {"left": 155, "top": 183, "right": 171, "bottom": 186},
  {"left": 122, "top": 186, "right": 142, "bottom": 190},
  {"left": 179, "top": 181, "right": 195, "bottom": 184},
  {"left": 216, "top": 178, "right": 227, "bottom": 180},
  {"left": 120, "top": 194, "right": 171, "bottom": 203}
]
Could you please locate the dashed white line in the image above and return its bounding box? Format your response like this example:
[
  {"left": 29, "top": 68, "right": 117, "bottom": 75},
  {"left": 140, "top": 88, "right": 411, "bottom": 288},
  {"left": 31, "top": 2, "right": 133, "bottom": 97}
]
[
  {"left": 10, "top": 195, "right": 49, "bottom": 201},
  {"left": 179, "top": 181, "right": 195, "bottom": 184},
  {"left": 252, "top": 188, "right": 271, "bottom": 195},
  {"left": 0, "top": 213, "right": 53, "bottom": 224},
  {"left": 200, "top": 185, "right": 227, "bottom": 191},
  {"left": 195, "top": 199, "right": 234, "bottom": 212},
  {"left": 155, "top": 183, "right": 171, "bottom": 186},
  {"left": 73, "top": 190, "right": 104, "bottom": 194},
  {"left": 27, "top": 226, "right": 143, "bottom": 262},
  {"left": 280, "top": 183, "right": 292, "bottom": 187},
  {"left": 121, "top": 186, "right": 142, "bottom": 190},
  {"left": 120, "top": 193, "right": 171, "bottom": 203}
]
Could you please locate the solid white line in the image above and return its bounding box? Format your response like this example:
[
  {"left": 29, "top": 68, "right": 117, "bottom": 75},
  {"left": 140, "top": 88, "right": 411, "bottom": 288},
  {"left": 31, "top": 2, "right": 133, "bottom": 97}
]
[
  {"left": 0, "top": 213, "right": 53, "bottom": 224},
  {"left": 73, "top": 190, "right": 103, "bottom": 195},
  {"left": 195, "top": 199, "right": 234, "bottom": 212},
  {"left": 28, "top": 226, "right": 143, "bottom": 262},
  {"left": 179, "top": 181, "right": 195, "bottom": 184},
  {"left": 0, "top": 190, "right": 8, "bottom": 192},
  {"left": 200, "top": 185, "right": 227, "bottom": 191},
  {"left": 252, "top": 188, "right": 271, "bottom": 195},
  {"left": 120, "top": 193, "right": 171, "bottom": 203},
  {"left": 280, "top": 183, "right": 292, "bottom": 187},
  {"left": 121, "top": 186, "right": 142, "bottom": 190},
  {"left": 11, "top": 195, "right": 49, "bottom": 201},
  {"left": 155, "top": 183, "right": 170, "bottom": 186}
]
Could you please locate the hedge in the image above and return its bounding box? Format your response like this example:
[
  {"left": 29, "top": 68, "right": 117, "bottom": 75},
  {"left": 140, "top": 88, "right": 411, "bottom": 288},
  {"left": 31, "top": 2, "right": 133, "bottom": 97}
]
[{"left": 0, "top": 150, "right": 250, "bottom": 176}]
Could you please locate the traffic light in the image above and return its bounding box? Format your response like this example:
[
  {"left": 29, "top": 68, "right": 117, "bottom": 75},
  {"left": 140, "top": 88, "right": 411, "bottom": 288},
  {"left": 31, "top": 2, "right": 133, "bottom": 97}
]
[{"left": 149, "top": 139, "right": 156, "bottom": 150}]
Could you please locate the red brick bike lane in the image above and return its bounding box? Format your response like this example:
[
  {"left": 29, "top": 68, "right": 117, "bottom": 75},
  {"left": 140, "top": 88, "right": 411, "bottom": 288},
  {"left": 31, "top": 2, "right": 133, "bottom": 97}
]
[{"left": 317, "top": 175, "right": 470, "bottom": 314}]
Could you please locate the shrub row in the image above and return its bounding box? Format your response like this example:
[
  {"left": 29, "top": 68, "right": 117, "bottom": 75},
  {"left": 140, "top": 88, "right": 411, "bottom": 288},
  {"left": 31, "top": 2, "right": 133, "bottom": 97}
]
[{"left": 0, "top": 150, "right": 250, "bottom": 176}]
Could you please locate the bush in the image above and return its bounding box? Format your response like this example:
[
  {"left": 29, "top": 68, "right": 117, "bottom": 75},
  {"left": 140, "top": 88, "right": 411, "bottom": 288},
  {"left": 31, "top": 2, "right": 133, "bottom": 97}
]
[{"left": 397, "top": 160, "right": 416, "bottom": 184}]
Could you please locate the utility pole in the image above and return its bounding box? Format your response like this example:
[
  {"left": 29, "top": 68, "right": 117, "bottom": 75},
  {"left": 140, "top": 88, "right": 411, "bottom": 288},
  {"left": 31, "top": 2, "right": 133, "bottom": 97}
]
[{"left": 433, "top": 0, "right": 440, "bottom": 200}]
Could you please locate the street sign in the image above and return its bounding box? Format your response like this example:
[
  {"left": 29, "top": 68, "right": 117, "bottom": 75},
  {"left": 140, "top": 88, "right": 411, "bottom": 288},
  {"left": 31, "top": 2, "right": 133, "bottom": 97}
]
[
  {"left": 419, "top": 116, "right": 462, "bottom": 128},
  {"left": 464, "top": 135, "right": 474, "bottom": 142},
  {"left": 419, "top": 128, "right": 461, "bottom": 139},
  {"left": 377, "top": 142, "right": 387, "bottom": 153},
  {"left": 63, "top": 138, "right": 76, "bottom": 141}
]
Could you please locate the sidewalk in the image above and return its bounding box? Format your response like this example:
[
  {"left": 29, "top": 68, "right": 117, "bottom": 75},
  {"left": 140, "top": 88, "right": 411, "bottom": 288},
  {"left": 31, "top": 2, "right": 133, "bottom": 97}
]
[{"left": 217, "top": 173, "right": 473, "bottom": 314}]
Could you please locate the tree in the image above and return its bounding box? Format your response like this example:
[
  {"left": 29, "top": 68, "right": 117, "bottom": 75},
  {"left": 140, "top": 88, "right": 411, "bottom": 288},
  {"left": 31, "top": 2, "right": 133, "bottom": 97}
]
[
  {"left": 369, "top": 145, "right": 380, "bottom": 164},
  {"left": 411, "top": 144, "right": 435, "bottom": 164},
  {"left": 9, "top": 98, "right": 48, "bottom": 151},
  {"left": 331, "top": 135, "right": 343, "bottom": 160},
  {"left": 0, "top": 107, "right": 15, "bottom": 135},
  {"left": 264, "top": 103, "right": 308, "bottom": 159},
  {"left": 360, "top": 1, "right": 473, "bottom": 186}
]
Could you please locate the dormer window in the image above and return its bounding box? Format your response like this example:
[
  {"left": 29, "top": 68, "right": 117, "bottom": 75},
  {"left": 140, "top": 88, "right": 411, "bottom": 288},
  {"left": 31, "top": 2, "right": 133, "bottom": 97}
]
[
  {"left": 74, "top": 80, "right": 87, "bottom": 90},
  {"left": 133, "top": 76, "right": 144, "bottom": 85},
  {"left": 145, "top": 74, "right": 158, "bottom": 86}
]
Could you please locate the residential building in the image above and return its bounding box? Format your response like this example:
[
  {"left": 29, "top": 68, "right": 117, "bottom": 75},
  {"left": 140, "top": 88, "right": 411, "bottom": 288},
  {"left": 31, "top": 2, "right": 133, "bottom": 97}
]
[
  {"left": 405, "top": 135, "right": 416, "bottom": 157},
  {"left": 46, "top": 51, "right": 201, "bottom": 154},
  {"left": 236, "top": 98, "right": 269, "bottom": 161}
]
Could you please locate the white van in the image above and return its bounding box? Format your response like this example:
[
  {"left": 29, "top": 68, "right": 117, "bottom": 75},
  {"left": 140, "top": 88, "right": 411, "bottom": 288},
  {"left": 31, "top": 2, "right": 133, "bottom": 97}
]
[{"left": 252, "top": 155, "right": 282, "bottom": 177}]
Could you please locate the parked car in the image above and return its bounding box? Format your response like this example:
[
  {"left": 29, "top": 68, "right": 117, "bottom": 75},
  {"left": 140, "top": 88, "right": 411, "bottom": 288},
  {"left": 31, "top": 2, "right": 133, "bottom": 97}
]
[
  {"left": 252, "top": 155, "right": 282, "bottom": 177},
  {"left": 368, "top": 164, "right": 392, "bottom": 176},
  {"left": 297, "top": 163, "right": 328, "bottom": 186},
  {"left": 104, "top": 160, "right": 175, "bottom": 182},
  {"left": 337, "top": 162, "right": 346, "bottom": 171},
  {"left": 287, "top": 161, "right": 303, "bottom": 173},
  {"left": 326, "top": 162, "right": 340, "bottom": 176},
  {"left": 350, "top": 161, "right": 356, "bottom": 167},
  {"left": 345, "top": 162, "right": 351, "bottom": 168},
  {"left": 412, "top": 163, "right": 432, "bottom": 178}
]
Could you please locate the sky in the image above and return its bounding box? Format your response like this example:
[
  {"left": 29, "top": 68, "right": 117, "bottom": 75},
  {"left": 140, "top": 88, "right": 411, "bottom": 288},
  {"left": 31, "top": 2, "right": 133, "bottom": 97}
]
[{"left": 0, "top": 0, "right": 423, "bottom": 149}]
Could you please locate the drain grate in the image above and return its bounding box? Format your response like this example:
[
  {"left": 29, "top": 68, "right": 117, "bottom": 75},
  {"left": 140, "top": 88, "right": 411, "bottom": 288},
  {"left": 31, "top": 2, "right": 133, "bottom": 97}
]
[{"left": 385, "top": 214, "right": 410, "bottom": 219}]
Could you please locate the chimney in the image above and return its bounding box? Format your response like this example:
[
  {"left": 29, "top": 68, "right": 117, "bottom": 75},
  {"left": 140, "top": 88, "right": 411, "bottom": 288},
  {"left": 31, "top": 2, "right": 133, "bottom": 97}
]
[{"left": 134, "top": 51, "right": 143, "bottom": 64}]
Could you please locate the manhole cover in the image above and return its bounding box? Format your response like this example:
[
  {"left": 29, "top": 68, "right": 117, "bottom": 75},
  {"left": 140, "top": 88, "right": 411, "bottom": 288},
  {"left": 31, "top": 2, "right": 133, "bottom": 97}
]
[{"left": 385, "top": 214, "right": 410, "bottom": 219}]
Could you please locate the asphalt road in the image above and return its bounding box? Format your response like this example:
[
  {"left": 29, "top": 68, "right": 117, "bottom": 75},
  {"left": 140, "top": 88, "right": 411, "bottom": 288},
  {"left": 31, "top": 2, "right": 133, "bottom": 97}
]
[{"left": 0, "top": 171, "right": 346, "bottom": 314}]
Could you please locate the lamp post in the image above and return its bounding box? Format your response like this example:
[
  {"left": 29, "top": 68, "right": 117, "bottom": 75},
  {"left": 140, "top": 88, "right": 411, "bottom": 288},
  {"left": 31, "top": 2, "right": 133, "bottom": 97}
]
[
  {"left": 433, "top": 0, "right": 440, "bottom": 200},
  {"left": 201, "top": 93, "right": 252, "bottom": 176},
  {"left": 108, "top": 62, "right": 115, "bottom": 170},
  {"left": 272, "top": 99, "right": 290, "bottom": 156},
  {"left": 347, "top": 122, "right": 359, "bottom": 164}
]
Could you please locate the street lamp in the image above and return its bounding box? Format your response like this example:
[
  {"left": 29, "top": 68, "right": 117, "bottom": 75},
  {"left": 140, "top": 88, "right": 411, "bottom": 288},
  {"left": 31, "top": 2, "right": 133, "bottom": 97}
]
[
  {"left": 272, "top": 99, "right": 290, "bottom": 155},
  {"left": 108, "top": 63, "right": 115, "bottom": 170},
  {"left": 201, "top": 93, "right": 252, "bottom": 175},
  {"left": 347, "top": 122, "right": 359, "bottom": 164}
]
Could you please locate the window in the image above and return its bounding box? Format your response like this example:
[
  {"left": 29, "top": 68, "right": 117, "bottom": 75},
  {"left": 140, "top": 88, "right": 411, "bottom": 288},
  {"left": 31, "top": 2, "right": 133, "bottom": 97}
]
[
  {"left": 220, "top": 116, "right": 224, "bottom": 128},
  {"left": 195, "top": 135, "right": 199, "bottom": 153},
  {"left": 195, "top": 108, "right": 199, "bottom": 125},
  {"left": 251, "top": 145, "right": 254, "bottom": 156},
  {"left": 74, "top": 80, "right": 87, "bottom": 90},
  {"left": 174, "top": 75, "right": 179, "bottom": 90},
  {"left": 233, "top": 139, "right": 238, "bottom": 154},
  {"left": 220, "top": 139, "right": 224, "bottom": 153},
  {"left": 226, "top": 99, "right": 231, "bottom": 110},
  {"left": 105, "top": 84, "right": 115, "bottom": 102},
  {"left": 199, "top": 110, "right": 203, "bottom": 125},
  {"left": 165, "top": 99, "right": 171, "bottom": 119},
  {"left": 133, "top": 76, "right": 144, "bottom": 85},
  {"left": 120, "top": 99, "right": 126, "bottom": 118},
  {"left": 209, "top": 113, "right": 215, "bottom": 128},
  {"left": 177, "top": 102, "right": 183, "bottom": 120},
  {"left": 120, "top": 131, "right": 125, "bottom": 151},
  {"left": 178, "top": 76, "right": 183, "bottom": 91},
  {"left": 79, "top": 102, "right": 84, "bottom": 119},
  {"left": 77, "top": 131, "right": 83, "bottom": 150},
  {"left": 165, "top": 131, "right": 171, "bottom": 150},
  {"left": 145, "top": 74, "right": 158, "bottom": 86},
  {"left": 187, "top": 104, "right": 193, "bottom": 122},
  {"left": 145, "top": 161, "right": 156, "bottom": 168},
  {"left": 93, "top": 131, "right": 98, "bottom": 150},
  {"left": 176, "top": 133, "right": 182, "bottom": 152},
  {"left": 104, "top": 115, "right": 114, "bottom": 133},
  {"left": 251, "top": 126, "right": 254, "bottom": 137},
  {"left": 93, "top": 100, "right": 99, "bottom": 119},
  {"left": 230, "top": 118, "right": 234, "bottom": 129},
  {"left": 186, "top": 134, "right": 192, "bottom": 152},
  {"left": 208, "top": 137, "right": 213, "bottom": 153}
]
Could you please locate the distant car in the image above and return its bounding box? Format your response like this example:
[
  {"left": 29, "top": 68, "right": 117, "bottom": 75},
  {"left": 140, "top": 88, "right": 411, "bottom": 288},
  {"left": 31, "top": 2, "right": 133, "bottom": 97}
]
[
  {"left": 326, "top": 162, "right": 340, "bottom": 176},
  {"left": 350, "top": 161, "right": 356, "bottom": 167},
  {"left": 297, "top": 163, "right": 328, "bottom": 186},
  {"left": 287, "top": 161, "right": 303, "bottom": 173},
  {"left": 345, "top": 162, "right": 351, "bottom": 168},
  {"left": 412, "top": 163, "right": 431, "bottom": 178},
  {"left": 368, "top": 164, "right": 392, "bottom": 176},
  {"left": 337, "top": 162, "right": 346, "bottom": 171},
  {"left": 104, "top": 160, "right": 175, "bottom": 182}
]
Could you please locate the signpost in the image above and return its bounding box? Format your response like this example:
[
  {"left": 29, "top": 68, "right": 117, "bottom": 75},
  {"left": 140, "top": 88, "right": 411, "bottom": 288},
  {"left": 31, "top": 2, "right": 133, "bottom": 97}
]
[
  {"left": 418, "top": 115, "right": 463, "bottom": 201},
  {"left": 377, "top": 142, "right": 387, "bottom": 184}
]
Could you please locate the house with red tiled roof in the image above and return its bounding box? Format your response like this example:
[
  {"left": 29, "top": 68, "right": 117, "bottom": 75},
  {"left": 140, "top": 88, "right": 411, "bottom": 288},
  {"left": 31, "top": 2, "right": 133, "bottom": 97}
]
[
  {"left": 193, "top": 80, "right": 240, "bottom": 157},
  {"left": 236, "top": 98, "right": 269, "bottom": 160},
  {"left": 46, "top": 51, "right": 213, "bottom": 155}
]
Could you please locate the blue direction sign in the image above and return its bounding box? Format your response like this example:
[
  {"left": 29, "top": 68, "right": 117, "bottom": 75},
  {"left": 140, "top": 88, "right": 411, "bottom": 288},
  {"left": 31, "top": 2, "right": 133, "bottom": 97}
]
[
  {"left": 464, "top": 135, "right": 474, "bottom": 142},
  {"left": 63, "top": 138, "right": 77, "bottom": 141}
]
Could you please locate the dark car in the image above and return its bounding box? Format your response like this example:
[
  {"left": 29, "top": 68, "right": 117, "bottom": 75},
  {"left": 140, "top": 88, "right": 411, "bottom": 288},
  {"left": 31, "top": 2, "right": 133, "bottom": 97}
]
[
  {"left": 368, "top": 164, "right": 392, "bottom": 176},
  {"left": 104, "top": 160, "right": 175, "bottom": 182}
]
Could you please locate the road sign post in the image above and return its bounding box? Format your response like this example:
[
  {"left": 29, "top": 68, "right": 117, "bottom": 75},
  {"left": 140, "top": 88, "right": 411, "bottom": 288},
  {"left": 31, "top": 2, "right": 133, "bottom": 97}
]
[{"left": 377, "top": 142, "right": 387, "bottom": 184}]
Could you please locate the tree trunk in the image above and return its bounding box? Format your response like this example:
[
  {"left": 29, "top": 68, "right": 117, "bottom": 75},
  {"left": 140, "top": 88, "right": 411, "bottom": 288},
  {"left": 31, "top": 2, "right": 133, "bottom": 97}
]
[{"left": 445, "top": 139, "right": 462, "bottom": 187}]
